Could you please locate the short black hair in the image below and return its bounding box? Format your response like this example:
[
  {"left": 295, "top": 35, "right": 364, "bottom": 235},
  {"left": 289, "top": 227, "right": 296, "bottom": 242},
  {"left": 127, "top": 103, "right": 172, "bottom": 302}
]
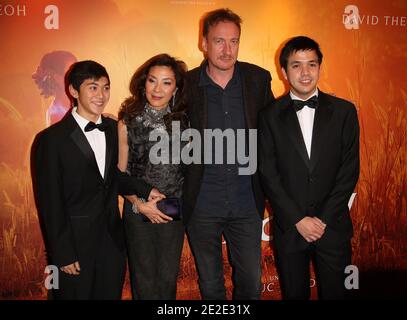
[
  {"left": 66, "top": 60, "right": 110, "bottom": 92},
  {"left": 202, "top": 8, "right": 242, "bottom": 38},
  {"left": 279, "top": 36, "right": 323, "bottom": 71}
]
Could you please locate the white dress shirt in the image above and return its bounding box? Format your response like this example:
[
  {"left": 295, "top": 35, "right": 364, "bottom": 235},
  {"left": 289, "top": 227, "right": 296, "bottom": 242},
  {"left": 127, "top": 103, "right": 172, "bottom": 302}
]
[
  {"left": 72, "top": 107, "right": 106, "bottom": 178},
  {"left": 290, "top": 89, "right": 318, "bottom": 159}
]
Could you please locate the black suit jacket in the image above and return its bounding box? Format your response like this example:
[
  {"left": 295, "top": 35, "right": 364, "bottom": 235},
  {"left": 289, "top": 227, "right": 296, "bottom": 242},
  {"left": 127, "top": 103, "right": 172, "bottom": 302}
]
[
  {"left": 182, "top": 61, "right": 275, "bottom": 225},
  {"left": 33, "top": 114, "right": 151, "bottom": 267},
  {"left": 258, "top": 91, "right": 359, "bottom": 252}
]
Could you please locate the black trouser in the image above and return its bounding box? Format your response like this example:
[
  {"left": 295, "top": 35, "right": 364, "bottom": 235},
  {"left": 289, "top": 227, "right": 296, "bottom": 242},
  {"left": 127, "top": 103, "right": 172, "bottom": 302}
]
[
  {"left": 187, "top": 213, "right": 262, "bottom": 300},
  {"left": 123, "top": 208, "right": 185, "bottom": 300},
  {"left": 53, "top": 231, "right": 126, "bottom": 300},
  {"left": 275, "top": 240, "right": 352, "bottom": 300}
]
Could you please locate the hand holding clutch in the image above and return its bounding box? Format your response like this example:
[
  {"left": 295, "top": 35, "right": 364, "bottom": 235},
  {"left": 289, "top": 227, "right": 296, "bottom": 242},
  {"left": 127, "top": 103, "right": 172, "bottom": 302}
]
[{"left": 143, "top": 197, "right": 182, "bottom": 222}]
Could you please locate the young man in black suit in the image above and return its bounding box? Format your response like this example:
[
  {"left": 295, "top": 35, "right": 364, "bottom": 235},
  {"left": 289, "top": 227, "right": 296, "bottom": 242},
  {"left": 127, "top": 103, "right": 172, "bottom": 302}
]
[
  {"left": 258, "top": 36, "right": 360, "bottom": 299},
  {"left": 183, "top": 8, "right": 275, "bottom": 299},
  {"left": 33, "top": 61, "right": 156, "bottom": 299}
]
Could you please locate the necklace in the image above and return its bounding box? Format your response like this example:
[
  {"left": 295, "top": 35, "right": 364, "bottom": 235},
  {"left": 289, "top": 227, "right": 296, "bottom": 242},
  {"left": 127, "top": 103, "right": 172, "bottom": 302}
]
[{"left": 142, "top": 104, "right": 170, "bottom": 130}]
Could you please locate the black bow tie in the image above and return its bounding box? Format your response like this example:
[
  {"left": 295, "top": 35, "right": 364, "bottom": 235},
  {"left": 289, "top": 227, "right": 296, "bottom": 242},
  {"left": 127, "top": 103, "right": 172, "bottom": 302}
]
[
  {"left": 292, "top": 96, "right": 318, "bottom": 111},
  {"left": 84, "top": 121, "right": 107, "bottom": 132}
]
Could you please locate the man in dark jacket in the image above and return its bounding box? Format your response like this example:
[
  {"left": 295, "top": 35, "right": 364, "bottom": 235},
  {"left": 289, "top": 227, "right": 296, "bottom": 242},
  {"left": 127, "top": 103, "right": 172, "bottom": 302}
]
[
  {"left": 183, "top": 8, "right": 275, "bottom": 299},
  {"left": 258, "top": 36, "right": 359, "bottom": 299},
  {"left": 33, "top": 60, "right": 154, "bottom": 299}
]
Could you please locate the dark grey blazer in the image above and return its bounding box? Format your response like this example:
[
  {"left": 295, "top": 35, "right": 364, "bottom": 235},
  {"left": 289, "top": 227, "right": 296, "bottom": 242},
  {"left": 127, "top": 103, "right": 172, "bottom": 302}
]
[{"left": 182, "top": 61, "right": 275, "bottom": 225}]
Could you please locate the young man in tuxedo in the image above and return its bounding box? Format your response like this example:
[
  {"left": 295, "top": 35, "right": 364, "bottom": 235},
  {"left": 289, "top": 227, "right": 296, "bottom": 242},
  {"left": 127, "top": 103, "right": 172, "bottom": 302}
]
[
  {"left": 33, "top": 61, "right": 157, "bottom": 299},
  {"left": 183, "top": 8, "right": 274, "bottom": 299},
  {"left": 258, "top": 36, "right": 360, "bottom": 299}
]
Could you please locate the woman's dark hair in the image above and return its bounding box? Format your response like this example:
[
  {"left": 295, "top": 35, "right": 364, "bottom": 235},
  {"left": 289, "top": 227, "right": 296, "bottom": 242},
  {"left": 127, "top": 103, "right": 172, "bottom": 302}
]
[{"left": 119, "top": 53, "right": 188, "bottom": 130}]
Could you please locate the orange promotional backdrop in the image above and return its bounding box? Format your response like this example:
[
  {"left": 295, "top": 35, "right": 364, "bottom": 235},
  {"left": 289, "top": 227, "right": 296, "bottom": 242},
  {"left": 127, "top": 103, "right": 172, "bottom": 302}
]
[{"left": 0, "top": 0, "right": 406, "bottom": 299}]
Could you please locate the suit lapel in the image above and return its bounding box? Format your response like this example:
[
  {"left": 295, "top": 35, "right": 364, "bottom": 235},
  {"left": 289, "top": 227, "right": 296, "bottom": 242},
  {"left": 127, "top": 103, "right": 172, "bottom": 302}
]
[
  {"left": 68, "top": 114, "right": 103, "bottom": 181},
  {"left": 197, "top": 86, "right": 207, "bottom": 133},
  {"left": 103, "top": 116, "right": 114, "bottom": 183},
  {"left": 240, "top": 63, "right": 255, "bottom": 129},
  {"left": 309, "top": 91, "right": 333, "bottom": 172},
  {"left": 190, "top": 68, "right": 207, "bottom": 133},
  {"left": 278, "top": 94, "right": 311, "bottom": 170}
]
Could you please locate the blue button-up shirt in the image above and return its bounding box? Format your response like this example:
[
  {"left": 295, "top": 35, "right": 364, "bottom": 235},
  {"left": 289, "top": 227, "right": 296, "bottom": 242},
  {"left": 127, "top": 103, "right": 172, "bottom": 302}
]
[{"left": 194, "top": 63, "right": 257, "bottom": 217}]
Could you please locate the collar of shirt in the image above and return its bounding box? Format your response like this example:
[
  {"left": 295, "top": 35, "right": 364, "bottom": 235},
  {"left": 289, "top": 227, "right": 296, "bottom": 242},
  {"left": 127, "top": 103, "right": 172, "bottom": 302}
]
[
  {"left": 71, "top": 107, "right": 102, "bottom": 132},
  {"left": 289, "top": 88, "right": 319, "bottom": 103},
  {"left": 198, "top": 60, "right": 241, "bottom": 89}
]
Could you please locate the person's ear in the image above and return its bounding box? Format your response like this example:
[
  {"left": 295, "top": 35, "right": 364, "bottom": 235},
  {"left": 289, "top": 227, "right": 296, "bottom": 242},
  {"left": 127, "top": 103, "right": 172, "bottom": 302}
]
[
  {"left": 202, "top": 37, "right": 208, "bottom": 53},
  {"left": 68, "top": 84, "right": 79, "bottom": 98},
  {"left": 281, "top": 67, "right": 288, "bottom": 81}
]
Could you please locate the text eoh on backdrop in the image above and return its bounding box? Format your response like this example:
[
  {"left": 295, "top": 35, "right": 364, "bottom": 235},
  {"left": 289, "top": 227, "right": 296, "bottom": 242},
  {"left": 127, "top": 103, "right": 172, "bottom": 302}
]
[{"left": 0, "top": 0, "right": 406, "bottom": 299}]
